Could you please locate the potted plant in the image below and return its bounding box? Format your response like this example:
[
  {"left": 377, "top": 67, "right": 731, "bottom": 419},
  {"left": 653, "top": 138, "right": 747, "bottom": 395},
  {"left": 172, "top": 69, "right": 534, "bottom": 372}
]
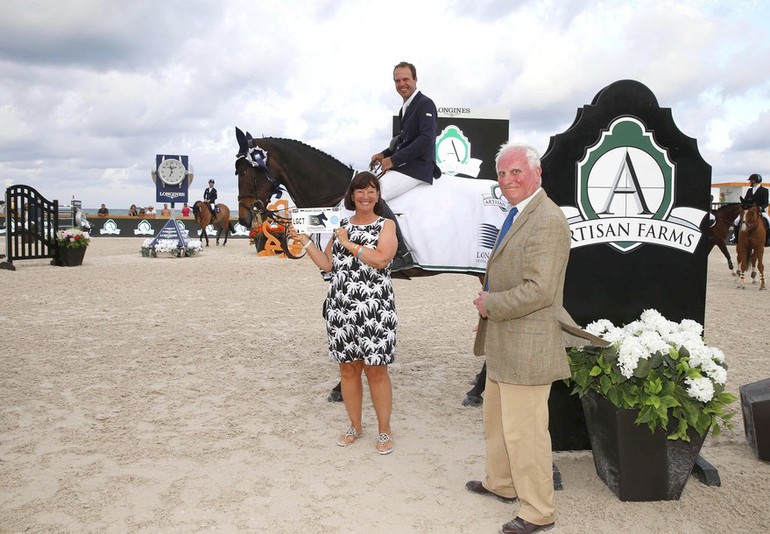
[
  {"left": 248, "top": 226, "right": 265, "bottom": 252},
  {"left": 250, "top": 221, "right": 285, "bottom": 254},
  {"left": 53, "top": 227, "right": 90, "bottom": 266},
  {"left": 567, "top": 308, "right": 737, "bottom": 501}
]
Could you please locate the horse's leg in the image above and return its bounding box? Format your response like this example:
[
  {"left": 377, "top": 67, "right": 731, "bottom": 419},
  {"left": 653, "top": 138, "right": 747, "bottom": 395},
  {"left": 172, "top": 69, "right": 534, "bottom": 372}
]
[
  {"left": 759, "top": 251, "right": 766, "bottom": 290},
  {"left": 222, "top": 221, "right": 229, "bottom": 246},
  {"left": 751, "top": 248, "right": 758, "bottom": 283},
  {"left": 715, "top": 241, "right": 733, "bottom": 271},
  {"left": 202, "top": 224, "right": 210, "bottom": 247},
  {"left": 462, "top": 362, "right": 486, "bottom": 407}
]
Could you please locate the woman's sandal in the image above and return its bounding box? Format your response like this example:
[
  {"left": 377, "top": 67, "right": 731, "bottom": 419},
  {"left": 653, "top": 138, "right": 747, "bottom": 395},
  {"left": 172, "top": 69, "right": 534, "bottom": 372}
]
[
  {"left": 336, "top": 427, "right": 363, "bottom": 447},
  {"left": 376, "top": 432, "right": 394, "bottom": 455}
]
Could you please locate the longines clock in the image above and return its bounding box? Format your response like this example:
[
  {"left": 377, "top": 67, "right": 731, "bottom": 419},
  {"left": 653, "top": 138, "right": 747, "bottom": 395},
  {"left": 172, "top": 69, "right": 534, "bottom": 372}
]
[{"left": 156, "top": 155, "right": 188, "bottom": 186}]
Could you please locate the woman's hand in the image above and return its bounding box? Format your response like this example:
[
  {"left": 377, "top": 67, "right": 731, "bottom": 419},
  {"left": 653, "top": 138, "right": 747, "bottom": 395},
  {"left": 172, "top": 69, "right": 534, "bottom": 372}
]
[
  {"left": 334, "top": 227, "right": 350, "bottom": 247},
  {"left": 287, "top": 225, "right": 310, "bottom": 246}
]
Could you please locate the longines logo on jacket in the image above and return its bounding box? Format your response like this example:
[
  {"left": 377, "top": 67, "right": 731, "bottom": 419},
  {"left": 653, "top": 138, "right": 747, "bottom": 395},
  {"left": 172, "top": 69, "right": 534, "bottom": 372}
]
[{"left": 561, "top": 117, "right": 706, "bottom": 254}]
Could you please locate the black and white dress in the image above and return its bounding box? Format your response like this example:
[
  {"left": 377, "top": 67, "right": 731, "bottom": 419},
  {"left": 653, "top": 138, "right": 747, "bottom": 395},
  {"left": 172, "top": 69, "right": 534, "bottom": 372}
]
[{"left": 325, "top": 217, "right": 397, "bottom": 365}]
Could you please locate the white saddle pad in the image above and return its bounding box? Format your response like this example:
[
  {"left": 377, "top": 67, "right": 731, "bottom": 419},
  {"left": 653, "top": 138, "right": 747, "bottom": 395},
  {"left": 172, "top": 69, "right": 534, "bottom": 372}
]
[{"left": 387, "top": 175, "right": 509, "bottom": 273}]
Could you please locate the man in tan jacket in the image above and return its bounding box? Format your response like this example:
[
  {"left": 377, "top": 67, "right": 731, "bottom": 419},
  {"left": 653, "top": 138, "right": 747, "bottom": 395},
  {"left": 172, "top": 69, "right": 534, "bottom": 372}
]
[{"left": 466, "top": 142, "right": 569, "bottom": 534}]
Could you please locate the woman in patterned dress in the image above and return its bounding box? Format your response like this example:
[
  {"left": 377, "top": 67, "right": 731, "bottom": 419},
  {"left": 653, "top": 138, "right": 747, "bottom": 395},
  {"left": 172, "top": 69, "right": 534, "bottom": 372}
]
[{"left": 288, "top": 172, "right": 398, "bottom": 455}]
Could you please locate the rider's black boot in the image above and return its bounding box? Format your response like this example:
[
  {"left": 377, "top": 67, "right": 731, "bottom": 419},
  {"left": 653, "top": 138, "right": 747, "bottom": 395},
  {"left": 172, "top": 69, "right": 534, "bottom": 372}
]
[{"left": 380, "top": 200, "right": 414, "bottom": 272}]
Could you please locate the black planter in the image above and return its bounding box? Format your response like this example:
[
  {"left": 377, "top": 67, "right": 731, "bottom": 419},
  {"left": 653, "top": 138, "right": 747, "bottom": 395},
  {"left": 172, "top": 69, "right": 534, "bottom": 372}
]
[
  {"left": 581, "top": 391, "right": 708, "bottom": 501},
  {"left": 54, "top": 247, "right": 87, "bottom": 267}
]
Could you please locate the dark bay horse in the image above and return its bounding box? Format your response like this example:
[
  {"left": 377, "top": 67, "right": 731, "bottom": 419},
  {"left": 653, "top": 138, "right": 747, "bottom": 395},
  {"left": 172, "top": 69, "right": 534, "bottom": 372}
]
[
  {"left": 708, "top": 203, "right": 740, "bottom": 271},
  {"left": 234, "top": 128, "right": 487, "bottom": 405},
  {"left": 736, "top": 205, "right": 766, "bottom": 290},
  {"left": 192, "top": 201, "right": 233, "bottom": 246}
]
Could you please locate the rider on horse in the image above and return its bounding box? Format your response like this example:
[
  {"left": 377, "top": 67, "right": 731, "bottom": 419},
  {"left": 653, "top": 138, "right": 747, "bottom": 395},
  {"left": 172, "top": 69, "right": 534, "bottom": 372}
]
[
  {"left": 204, "top": 179, "right": 218, "bottom": 219},
  {"left": 734, "top": 173, "right": 770, "bottom": 246},
  {"left": 370, "top": 61, "right": 441, "bottom": 272}
]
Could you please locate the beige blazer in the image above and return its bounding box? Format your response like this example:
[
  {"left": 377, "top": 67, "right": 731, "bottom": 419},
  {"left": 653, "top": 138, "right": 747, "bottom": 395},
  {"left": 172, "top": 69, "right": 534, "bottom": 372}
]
[{"left": 473, "top": 189, "right": 574, "bottom": 385}]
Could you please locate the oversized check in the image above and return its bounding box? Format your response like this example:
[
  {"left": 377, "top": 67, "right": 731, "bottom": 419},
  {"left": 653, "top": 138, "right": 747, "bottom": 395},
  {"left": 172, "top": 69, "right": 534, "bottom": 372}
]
[{"left": 291, "top": 207, "right": 342, "bottom": 233}]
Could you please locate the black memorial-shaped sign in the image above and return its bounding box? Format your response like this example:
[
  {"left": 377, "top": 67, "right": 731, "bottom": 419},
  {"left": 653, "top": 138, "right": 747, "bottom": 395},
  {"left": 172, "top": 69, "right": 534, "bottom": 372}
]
[
  {"left": 543, "top": 80, "right": 710, "bottom": 328},
  {"left": 541, "top": 80, "right": 711, "bottom": 451}
]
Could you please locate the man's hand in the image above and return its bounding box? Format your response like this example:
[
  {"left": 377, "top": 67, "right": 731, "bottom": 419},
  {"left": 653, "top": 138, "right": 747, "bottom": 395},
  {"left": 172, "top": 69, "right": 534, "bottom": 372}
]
[
  {"left": 474, "top": 291, "right": 489, "bottom": 319},
  {"left": 370, "top": 152, "right": 384, "bottom": 171}
]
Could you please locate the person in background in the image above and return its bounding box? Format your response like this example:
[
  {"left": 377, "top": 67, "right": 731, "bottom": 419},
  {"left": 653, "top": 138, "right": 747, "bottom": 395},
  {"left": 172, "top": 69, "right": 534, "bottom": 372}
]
[
  {"left": 466, "top": 143, "right": 570, "bottom": 534},
  {"left": 744, "top": 173, "right": 770, "bottom": 246},
  {"left": 160, "top": 204, "right": 172, "bottom": 217},
  {"left": 128, "top": 204, "right": 138, "bottom": 216},
  {"left": 204, "top": 180, "right": 218, "bottom": 219},
  {"left": 181, "top": 202, "right": 191, "bottom": 217},
  {"left": 146, "top": 206, "right": 156, "bottom": 217},
  {"left": 734, "top": 173, "right": 770, "bottom": 246},
  {"left": 138, "top": 207, "right": 146, "bottom": 216},
  {"left": 97, "top": 204, "right": 109, "bottom": 216},
  {"left": 369, "top": 61, "right": 440, "bottom": 272},
  {"left": 288, "top": 172, "right": 398, "bottom": 455}
]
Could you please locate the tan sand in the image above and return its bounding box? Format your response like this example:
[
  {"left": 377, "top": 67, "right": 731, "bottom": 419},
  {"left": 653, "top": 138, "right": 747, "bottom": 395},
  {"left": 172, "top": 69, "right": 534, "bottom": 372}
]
[{"left": 1, "top": 238, "right": 769, "bottom": 533}]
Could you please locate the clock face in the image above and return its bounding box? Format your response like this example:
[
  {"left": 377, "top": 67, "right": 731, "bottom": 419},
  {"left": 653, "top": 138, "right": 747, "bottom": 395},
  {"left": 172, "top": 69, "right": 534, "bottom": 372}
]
[{"left": 158, "top": 158, "right": 186, "bottom": 185}]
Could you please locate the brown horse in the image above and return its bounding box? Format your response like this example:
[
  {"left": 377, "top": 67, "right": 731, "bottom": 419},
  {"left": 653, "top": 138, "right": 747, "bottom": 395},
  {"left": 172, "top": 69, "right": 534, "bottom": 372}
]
[
  {"left": 736, "top": 205, "right": 766, "bottom": 290},
  {"left": 708, "top": 203, "right": 740, "bottom": 272},
  {"left": 192, "top": 201, "right": 233, "bottom": 246}
]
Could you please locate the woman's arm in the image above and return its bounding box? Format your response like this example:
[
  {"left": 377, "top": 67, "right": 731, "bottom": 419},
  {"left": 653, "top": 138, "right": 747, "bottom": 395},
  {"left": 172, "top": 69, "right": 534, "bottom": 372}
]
[
  {"left": 288, "top": 227, "right": 333, "bottom": 272},
  {"left": 336, "top": 219, "right": 397, "bottom": 270}
]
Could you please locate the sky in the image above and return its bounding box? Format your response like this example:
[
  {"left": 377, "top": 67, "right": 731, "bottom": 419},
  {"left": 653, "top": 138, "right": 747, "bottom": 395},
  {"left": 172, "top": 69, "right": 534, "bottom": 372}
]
[{"left": 1, "top": 0, "right": 769, "bottom": 210}]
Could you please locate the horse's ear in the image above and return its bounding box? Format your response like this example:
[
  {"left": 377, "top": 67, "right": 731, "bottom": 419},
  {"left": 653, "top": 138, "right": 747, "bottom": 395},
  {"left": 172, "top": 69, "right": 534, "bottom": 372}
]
[{"left": 236, "top": 127, "right": 248, "bottom": 154}]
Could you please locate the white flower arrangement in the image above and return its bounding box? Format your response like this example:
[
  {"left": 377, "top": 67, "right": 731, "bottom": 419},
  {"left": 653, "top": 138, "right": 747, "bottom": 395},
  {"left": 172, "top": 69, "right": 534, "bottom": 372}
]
[
  {"left": 55, "top": 228, "right": 91, "bottom": 249},
  {"left": 141, "top": 238, "right": 202, "bottom": 258},
  {"left": 568, "top": 309, "right": 736, "bottom": 441}
]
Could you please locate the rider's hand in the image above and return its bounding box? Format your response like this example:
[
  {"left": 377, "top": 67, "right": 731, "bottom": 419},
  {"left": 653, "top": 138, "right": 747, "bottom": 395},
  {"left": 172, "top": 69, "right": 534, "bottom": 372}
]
[{"left": 370, "top": 153, "right": 384, "bottom": 171}]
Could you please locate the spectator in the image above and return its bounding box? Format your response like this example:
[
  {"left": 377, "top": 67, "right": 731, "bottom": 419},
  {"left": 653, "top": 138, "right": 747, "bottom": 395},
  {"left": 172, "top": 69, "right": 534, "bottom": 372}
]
[
  {"left": 181, "top": 202, "right": 191, "bottom": 217},
  {"left": 128, "top": 204, "right": 139, "bottom": 216},
  {"left": 97, "top": 204, "right": 109, "bottom": 217},
  {"left": 146, "top": 206, "right": 156, "bottom": 217},
  {"left": 160, "top": 204, "right": 172, "bottom": 217}
]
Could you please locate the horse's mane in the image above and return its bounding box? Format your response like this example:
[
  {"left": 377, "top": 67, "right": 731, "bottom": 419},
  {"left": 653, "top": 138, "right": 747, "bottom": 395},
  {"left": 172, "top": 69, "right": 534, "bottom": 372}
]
[{"left": 263, "top": 137, "right": 354, "bottom": 171}]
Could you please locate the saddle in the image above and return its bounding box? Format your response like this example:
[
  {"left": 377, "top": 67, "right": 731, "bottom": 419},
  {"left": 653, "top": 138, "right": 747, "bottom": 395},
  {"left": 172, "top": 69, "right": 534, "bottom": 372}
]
[{"left": 382, "top": 175, "right": 509, "bottom": 273}]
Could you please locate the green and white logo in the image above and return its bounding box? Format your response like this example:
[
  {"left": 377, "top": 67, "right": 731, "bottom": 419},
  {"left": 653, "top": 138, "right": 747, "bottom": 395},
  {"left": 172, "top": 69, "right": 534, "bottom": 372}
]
[
  {"left": 435, "top": 125, "right": 482, "bottom": 177},
  {"left": 562, "top": 117, "right": 705, "bottom": 253}
]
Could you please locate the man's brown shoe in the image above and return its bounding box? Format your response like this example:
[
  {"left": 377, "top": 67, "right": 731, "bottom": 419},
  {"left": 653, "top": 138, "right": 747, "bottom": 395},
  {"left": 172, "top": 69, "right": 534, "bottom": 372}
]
[
  {"left": 500, "top": 517, "right": 555, "bottom": 533},
  {"left": 464, "top": 480, "right": 517, "bottom": 504}
]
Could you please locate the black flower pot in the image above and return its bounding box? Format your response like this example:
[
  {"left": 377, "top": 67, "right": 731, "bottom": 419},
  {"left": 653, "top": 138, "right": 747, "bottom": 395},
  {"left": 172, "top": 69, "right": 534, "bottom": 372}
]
[
  {"left": 581, "top": 391, "right": 708, "bottom": 501},
  {"left": 54, "top": 247, "right": 87, "bottom": 267}
]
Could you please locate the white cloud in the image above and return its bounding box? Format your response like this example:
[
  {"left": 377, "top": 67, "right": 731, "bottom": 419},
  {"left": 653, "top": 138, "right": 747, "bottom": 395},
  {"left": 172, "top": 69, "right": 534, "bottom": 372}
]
[{"left": 0, "top": 0, "right": 768, "bottom": 210}]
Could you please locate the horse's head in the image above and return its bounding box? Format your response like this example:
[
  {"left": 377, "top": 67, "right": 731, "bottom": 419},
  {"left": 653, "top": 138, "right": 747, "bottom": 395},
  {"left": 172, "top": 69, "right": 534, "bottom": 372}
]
[
  {"left": 743, "top": 205, "right": 761, "bottom": 232},
  {"left": 235, "top": 153, "right": 277, "bottom": 228}
]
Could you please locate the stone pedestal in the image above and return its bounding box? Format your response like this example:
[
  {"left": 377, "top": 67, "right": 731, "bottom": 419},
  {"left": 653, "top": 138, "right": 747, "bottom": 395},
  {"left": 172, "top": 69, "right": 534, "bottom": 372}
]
[{"left": 740, "top": 378, "right": 770, "bottom": 461}]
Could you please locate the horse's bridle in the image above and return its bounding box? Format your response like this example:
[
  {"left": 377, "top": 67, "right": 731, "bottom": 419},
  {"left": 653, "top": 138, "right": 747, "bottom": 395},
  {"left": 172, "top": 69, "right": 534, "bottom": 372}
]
[
  {"left": 236, "top": 147, "right": 284, "bottom": 216},
  {"left": 743, "top": 207, "right": 760, "bottom": 232}
]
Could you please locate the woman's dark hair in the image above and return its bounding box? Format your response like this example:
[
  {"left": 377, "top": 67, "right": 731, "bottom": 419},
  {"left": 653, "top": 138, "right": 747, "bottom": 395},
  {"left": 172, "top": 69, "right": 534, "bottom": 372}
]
[{"left": 344, "top": 171, "right": 384, "bottom": 214}]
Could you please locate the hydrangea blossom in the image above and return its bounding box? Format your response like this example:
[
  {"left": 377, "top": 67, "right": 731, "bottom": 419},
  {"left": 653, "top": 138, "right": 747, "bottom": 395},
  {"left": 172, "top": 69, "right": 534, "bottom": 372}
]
[
  {"left": 684, "top": 376, "right": 715, "bottom": 403},
  {"left": 593, "top": 309, "right": 728, "bottom": 396}
]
